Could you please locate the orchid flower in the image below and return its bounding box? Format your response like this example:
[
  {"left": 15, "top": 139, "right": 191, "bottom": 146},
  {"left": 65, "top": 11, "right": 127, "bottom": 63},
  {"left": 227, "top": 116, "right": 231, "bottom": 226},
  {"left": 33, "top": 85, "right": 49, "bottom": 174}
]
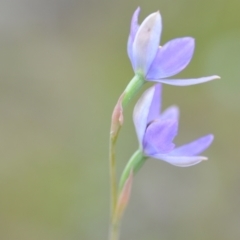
[
  {"left": 128, "top": 7, "right": 220, "bottom": 86},
  {"left": 133, "top": 84, "right": 214, "bottom": 167}
]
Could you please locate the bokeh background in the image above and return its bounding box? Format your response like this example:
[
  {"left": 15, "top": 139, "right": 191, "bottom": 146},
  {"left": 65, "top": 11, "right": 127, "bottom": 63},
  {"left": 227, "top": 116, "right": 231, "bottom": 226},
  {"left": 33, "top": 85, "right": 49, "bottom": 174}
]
[{"left": 0, "top": 0, "right": 240, "bottom": 239}]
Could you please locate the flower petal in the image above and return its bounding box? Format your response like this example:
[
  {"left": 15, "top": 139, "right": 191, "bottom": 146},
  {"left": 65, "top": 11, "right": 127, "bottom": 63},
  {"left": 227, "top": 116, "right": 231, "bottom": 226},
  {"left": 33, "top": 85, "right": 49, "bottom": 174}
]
[
  {"left": 132, "top": 11, "right": 162, "bottom": 74},
  {"left": 170, "top": 134, "right": 214, "bottom": 156},
  {"left": 127, "top": 7, "right": 140, "bottom": 64},
  {"left": 143, "top": 119, "right": 178, "bottom": 156},
  {"left": 160, "top": 105, "right": 179, "bottom": 120},
  {"left": 133, "top": 86, "right": 155, "bottom": 147},
  {"left": 151, "top": 154, "right": 207, "bottom": 167},
  {"left": 151, "top": 75, "right": 220, "bottom": 86},
  {"left": 147, "top": 37, "right": 195, "bottom": 79},
  {"left": 147, "top": 83, "right": 162, "bottom": 123}
]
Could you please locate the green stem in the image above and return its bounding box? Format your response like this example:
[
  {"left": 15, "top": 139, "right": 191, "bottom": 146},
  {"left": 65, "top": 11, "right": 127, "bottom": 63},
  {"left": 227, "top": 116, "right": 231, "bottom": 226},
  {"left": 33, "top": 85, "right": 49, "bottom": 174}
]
[
  {"left": 109, "top": 74, "right": 145, "bottom": 214},
  {"left": 108, "top": 150, "right": 147, "bottom": 240},
  {"left": 109, "top": 136, "right": 118, "bottom": 221},
  {"left": 122, "top": 74, "right": 145, "bottom": 108},
  {"left": 119, "top": 149, "right": 147, "bottom": 191},
  {"left": 109, "top": 74, "right": 145, "bottom": 240}
]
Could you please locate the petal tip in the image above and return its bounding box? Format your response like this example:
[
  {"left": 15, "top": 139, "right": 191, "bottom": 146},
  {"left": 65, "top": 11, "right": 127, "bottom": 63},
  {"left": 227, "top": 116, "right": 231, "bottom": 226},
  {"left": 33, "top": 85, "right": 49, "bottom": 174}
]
[
  {"left": 148, "top": 11, "right": 161, "bottom": 23},
  {"left": 189, "top": 37, "right": 195, "bottom": 45},
  {"left": 135, "top": 6, "right": 141, "bottom": 14},
  {"left": 184, "top": 36, "right": 195, "bottom": 43},
  {"left": 210, "top": 75, "right": 221, "bottom": 80},
  {"left": 205, "top": 134, "right": 214, "bottom": 145},
  {"left": 209, "top": 134, "right": 214, "bottom": 141},
  {"left": 206, "top": 75, "right": 221, "bottom": 81}
]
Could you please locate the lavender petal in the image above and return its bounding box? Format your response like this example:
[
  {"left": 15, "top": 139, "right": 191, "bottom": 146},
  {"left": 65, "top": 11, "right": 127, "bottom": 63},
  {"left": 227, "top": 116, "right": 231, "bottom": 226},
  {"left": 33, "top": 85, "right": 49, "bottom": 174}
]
[
  {"left": 146, "top": 37, "right": 195, "bottom": 79},
  {"left": 170, "top": 134, "right": 214, "bottom": 156},
  {"left": 143, "top": 119, "right": 178, "bottom": 156},
  {"left": 160, "top": 105, "right": 180, "bottom": 120},
  {"left": 133, "top": 86, "right": 155, "bottom": 147},
  {"left": 132, "top": 12, "right": 162, "bottom": 74},
  {"left": 147, "top": 84, "right": 162, "bottom": 123},
  {"left": 151, "top": 75, "right": 220, "bottom": 86},
  {"left": 151, "top": 154, "right": 207, "bottom": 167},
  {"left": 127, "top": 7, "right": 140, "bottom": 64}
]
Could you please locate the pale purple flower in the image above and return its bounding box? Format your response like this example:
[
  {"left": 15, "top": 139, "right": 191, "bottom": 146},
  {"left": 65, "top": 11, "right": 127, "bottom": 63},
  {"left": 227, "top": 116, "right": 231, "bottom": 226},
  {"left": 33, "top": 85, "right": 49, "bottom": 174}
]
[
  {"left": 133, "top": 84, "right": 214, "bottom": 167},
  {"left": 128, "top": 7, "right": 220, "bottom": 86}
]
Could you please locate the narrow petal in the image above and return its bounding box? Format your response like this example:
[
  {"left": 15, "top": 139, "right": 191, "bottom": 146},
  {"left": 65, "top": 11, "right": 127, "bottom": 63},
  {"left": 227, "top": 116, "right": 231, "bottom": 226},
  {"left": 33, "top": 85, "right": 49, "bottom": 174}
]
[
  {"left": 133, "top": 86, "right": 155, "bottom": 147},
  {"left": 151, "top": 154, "right": 207, "bottom": 167},
  {"left": 127, "top": 7, "right": 140, "bottom": 64},
  {"left": 147, "top": 83, "right": 162, "bottom": 123},
  {"left": 160, "top": 105, "right": 180, "bottom": 120},
  {"left": 170, "top": 134, "right": 214, "bottom": 156},
  {"left": 143, "top": 119, "right": 178, "bottom": 155},
  {"left": 147, "top": 37, "right": 195, "bottom": 79},
  {"left": 151, "top": 75, "right": 220, "bottom": 86},
  {"left": 132, "top": 12, "right": 162, "bottom": 74}
]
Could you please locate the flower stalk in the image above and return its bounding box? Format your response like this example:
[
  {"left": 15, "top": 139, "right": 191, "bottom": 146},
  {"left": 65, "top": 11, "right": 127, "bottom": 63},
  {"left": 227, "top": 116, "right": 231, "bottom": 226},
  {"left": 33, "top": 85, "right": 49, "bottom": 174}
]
[
  {"left": 119, "top": 149, "right": 147, "bottom": 191},
  {"left": 109, "top": 220, "right": 120, "bottom": 240},
  {"left": 122, "top": 74, "right": 145, "bottom": 108},
  {"left": 109, "top": 74, "right": 145, "bottom": 230},
  {"left": 109, "top": 170, "right": 134, "bottom": 240}
]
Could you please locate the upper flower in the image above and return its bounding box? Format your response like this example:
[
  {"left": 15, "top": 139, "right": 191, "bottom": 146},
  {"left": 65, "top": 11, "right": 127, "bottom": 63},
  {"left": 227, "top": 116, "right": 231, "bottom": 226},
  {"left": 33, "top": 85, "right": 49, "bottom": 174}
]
[
  {"left": 133, "top": 84, "right": 214, "bottom": 167},
  {"left": 127, "top": 7, "right": 220, "bottom": 86}
]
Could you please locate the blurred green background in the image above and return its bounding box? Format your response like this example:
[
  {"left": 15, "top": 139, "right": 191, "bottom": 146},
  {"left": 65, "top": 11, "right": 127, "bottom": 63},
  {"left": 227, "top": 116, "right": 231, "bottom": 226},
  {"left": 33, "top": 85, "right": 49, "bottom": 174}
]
[{"left": 0, "top": 0, "right": 240, "bottom": 239}]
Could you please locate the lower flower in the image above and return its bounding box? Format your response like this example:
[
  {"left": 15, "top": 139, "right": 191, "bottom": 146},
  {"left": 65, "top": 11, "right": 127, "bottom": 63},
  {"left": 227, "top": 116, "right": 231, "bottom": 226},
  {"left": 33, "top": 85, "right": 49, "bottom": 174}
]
[{"left": 133, "top": 84, "right": 214, "bottom": 167}]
